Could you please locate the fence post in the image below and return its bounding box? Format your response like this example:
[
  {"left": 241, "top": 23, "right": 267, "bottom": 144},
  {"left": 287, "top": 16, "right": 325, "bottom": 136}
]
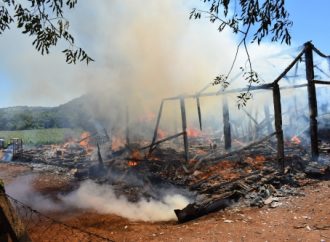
[
  {"left": 304, "top": 42, "right": 319, "bottom": 160},
  {"left": 272, "top": 83, "right": 285, "bottom": 171},
  {"left": 0, "top": 180, "right": 31, "bottom": 242}
]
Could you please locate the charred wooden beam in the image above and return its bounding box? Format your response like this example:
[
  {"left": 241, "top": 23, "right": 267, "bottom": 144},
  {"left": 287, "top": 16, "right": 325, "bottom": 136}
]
[
  {"left": 96, "top": 142, "right": 104, "bottom": 169},
  {"left": 313, "top": 80, "right": 330, "bottom": 85},
  {"left": 222, "top": 97, "right": 231, "bottom": 150},
  {"left": 305, "top": 42, "right": 319, "bottom": 160},
  {"left": 174, "top": 192, "right": 240, "bottom": 223},
  {"left": 141, "top": 132, "right": 185, "bottom": 150},
  {"left": 149, "top": 101, "right": 164, "bottom": 154},
  {"left": 164, "top": 83, "right": 273, "bottom": 101},
  {"left": 163, "top": 83, "right": 307, "bottom": 103},
  {"left": 196, "top": 97, "right": 202, "bottom": 131},
  {"left": 273, "top": 48, "right": 305, "bottom": 84},
  {"left": 272, "top": 83, "right": 285, "bottom": 171},
  {"left": 312, "top": 44, "right": 330, "bottom": 58},
  {"left": 180, "top": 97, "right": 189, "bottom": 162}
]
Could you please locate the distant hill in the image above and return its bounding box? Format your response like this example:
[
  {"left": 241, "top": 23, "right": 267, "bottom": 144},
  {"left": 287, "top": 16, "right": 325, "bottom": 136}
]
[{"left": 0, "top": 94, "right": 99, "bottom": 131}]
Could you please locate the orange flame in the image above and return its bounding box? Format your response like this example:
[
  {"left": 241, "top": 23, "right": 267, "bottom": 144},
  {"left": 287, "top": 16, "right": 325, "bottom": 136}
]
[
  {"left": 291, "top": 135, "right": 301, "bottom": 145},
  {"left": 157, "top": 129, "right": 167, "bottom": 139},
  {"left": 79, "top": 132, "right": 90, "bottom": 148},
  {"left": 128, "top": 161, "right": 138, "bottom": 167},
  {"left": 127, "top": 149, "right": 141, "bottom": 167},
  {"left": 186, "top": 128, "right": 203, "bottom": 137}
]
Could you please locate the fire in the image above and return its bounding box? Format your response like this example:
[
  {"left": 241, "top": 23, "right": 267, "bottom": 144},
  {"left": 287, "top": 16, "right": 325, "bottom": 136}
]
[
  {"left": 157, "top": 129, "right": 167, "bottom": 139},
  {"left": 128, "top": 161, "right": 138, "bottom": 167},
  {"left": 79, "top": 131, "right": 90, "bottom": 148},
  {"left": 127, "top": 149, "right": 141, "bottom": 167},
  {"left": 291, "top": 135, "right": 301, "bottom": 145},
  {"left": 187, "top": 128, "right": 202, "bottom": 138}
]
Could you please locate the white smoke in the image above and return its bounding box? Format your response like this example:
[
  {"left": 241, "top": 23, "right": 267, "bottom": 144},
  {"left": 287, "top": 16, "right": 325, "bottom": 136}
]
[
  {"left": 61, "top": 180, "right": 190, "bottom": 222},
  {"left": 5, "top": 174, "right": 63, "bottom": 212},
  {"left": 5, "top": 175, "right": 191, "bottom": 222}
]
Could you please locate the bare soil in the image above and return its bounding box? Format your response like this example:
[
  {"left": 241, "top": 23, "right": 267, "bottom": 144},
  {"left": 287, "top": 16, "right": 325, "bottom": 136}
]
[{"left": 1, "top": 162, "right": 329, "bottom": 242}]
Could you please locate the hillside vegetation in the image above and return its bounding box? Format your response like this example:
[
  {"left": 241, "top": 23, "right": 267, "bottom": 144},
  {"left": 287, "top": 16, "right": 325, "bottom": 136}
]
[
  {"left": 0, "top": 95, "right": 98, "bottom": 131},
  {"left": 0, "top": 128, "right": 83, "bottom": 145}
]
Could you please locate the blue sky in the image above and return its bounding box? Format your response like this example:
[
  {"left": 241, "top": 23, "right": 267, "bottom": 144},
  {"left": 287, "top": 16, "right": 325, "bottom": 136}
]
[
  {"left": 0, "top": 0, "right": 329, "bottom": 108},
  {"left": 285, "top": 0, "right": 330, "bottom": 53}
]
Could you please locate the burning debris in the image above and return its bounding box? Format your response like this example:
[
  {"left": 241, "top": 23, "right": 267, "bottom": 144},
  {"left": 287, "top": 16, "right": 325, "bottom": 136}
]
[{"left": 1, "top": 42, "right": 330, "bottom": 228}]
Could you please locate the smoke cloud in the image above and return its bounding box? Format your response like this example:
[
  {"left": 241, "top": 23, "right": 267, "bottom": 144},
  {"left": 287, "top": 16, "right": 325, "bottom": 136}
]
[
  {"left": 5, "top": 174, "right": 63, "bottom": 212},
  {"left": 61, "top": 180, "right": 190, "bottom": 222},
  {"left": 0, "top": 1, "right": 288, "bottom": 111},
  {"left": 5, "top": 174, "right": 191, "bottom": 222},
  {"left": 3, "top": 1, "right": 329, "bottom": 142}
]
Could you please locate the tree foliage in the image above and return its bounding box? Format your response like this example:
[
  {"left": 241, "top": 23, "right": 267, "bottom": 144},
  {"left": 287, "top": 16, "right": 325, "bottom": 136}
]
[
  {"left": 191, "top": 0, "right": 292, "bottom": 107},
  {"left": 0, "top": 0, "right": 93, "bottom": 64}
]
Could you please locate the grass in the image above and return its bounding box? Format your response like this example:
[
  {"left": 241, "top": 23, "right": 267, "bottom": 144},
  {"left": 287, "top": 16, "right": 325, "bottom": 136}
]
[{"left": 0, "top": 128, "right": 84, "bottom": 146}]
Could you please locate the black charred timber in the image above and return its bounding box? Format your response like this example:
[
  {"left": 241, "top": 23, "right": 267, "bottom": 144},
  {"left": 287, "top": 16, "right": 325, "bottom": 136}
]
[
  {"left": 223, "top": 97, "right": 232, "bottom": 150},
  {"left": 141, "top": 132, "right": 184, "bottom": 150},
  {"left": 174, "top": 192, "right": 240, "bottom": 223},
  {"left": 196, "top": 97, "right": 202, "bottom": 130},
  {"left": 305, "top": 42, "right": 319, "bottom": 160},
  {"left": 264, "top": 105, "right": 273, "bottom": 134},
  {"left": 96, "top": 142, "right": 104, "bottom": 168},
  {"left": 180, "top": 97, "right": 189, "bottom": 162},
  {"left": 272, "top": 83, "right": 285, "bottom": 172},
  {"left": 149, "top": 100, "right": 164, "bottom": 155}
]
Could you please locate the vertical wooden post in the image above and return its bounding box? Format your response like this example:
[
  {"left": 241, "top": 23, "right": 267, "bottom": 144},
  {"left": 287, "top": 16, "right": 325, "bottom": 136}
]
[
  {"left": 180, "top": 97, "right": 189, "bottom": 162},
  {"left": 149, "top": 100, "right": 164, "bottom": 154},
  {"left": 0, "top": 181, "right": 31, "bottom": 242},
  {"left": 264, "top": 104, "right": 273, "bottom": 134},
  {"left": 272, "top": 83, "right": 285, "bottom": 171},
  {"left": 196, "top": 97, "right": 203, "bottom": 131},
  {"left": 222, "top": 96, "right": 232, "bottom": 150},
  {"left": 304, "top": 42, "right": 319, "bottom": 160},
  {"left": 126, "top": 106, "right": 130, "bottom": 146}
]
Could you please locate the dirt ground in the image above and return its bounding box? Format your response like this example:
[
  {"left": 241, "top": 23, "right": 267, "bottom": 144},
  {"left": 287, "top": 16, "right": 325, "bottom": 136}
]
[{"left": 1, "top": 162, "right": 329, "bottom": 242}]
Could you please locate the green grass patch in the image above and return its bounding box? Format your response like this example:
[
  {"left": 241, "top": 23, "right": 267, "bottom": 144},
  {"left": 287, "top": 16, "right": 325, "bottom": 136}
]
[{"left": 0, "top": 128, "right": 84, "bottom": 146}]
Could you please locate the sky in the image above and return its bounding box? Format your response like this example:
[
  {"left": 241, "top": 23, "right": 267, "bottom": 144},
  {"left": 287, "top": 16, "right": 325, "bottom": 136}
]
[{"left": 0, "top": 0, "right": 329, "bottom": 109}]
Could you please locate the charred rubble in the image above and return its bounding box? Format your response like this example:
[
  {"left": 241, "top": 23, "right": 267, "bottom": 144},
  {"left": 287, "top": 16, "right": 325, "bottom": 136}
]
[{"left": 6, "top": 42, "right": 330, "bottom": 223}]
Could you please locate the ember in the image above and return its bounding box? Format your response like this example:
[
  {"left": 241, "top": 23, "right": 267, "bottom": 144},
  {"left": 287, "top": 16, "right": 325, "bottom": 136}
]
[
  {"left": 291, "top": 135, "right": 301, "bottom": 145},
  {"left": 128, "top": 161, "right": 138, "bottom": 167},
  {"left": 187, "top": 128, "right": 202, "bottom": 137},
  {"left": 79, "top": 131, "right": 91, "bottom": 148}
]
